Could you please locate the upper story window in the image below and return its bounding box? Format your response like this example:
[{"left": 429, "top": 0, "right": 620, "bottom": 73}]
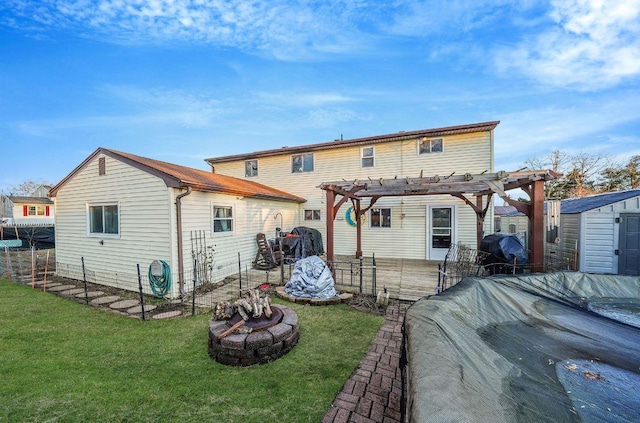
[
  {"left": 291, "top": 153, "right": 314, "bottom": 173},
  {"left": 418, "top": 138, "right": 444, "bottom": 154},
  {"left": 370, "top": 207, "right": 391, "bottom": 228},
  {"left": 361, "top": 147, "right": 374, "bottom": 168},
  {"left": 88, "top": 203, "right": 119, "bottom": 235},
  {"left": 213, "top": 205, "right": 234, "bottom": 233},
  {"left": 304, "top": 209, "right": 321, "bottom": 221},
  {"left": 245, "top": 160, "right": 258, "bottom": 177}
]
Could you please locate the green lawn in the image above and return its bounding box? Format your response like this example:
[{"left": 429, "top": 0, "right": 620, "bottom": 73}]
[{"left": 0, "top": 278, "right": 384, "bottom": 423}]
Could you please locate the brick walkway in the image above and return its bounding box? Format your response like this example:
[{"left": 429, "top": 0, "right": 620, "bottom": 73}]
[{"left": 322, "top": 303, "right": 409, "bottom": 423}]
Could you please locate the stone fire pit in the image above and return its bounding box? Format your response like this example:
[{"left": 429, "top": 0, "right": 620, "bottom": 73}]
[{"left": 208, "top": 304, "right": 299, "bottom": 366}]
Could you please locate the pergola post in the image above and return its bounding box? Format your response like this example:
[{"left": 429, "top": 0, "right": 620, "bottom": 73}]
[
  {"left": 476, "top": 195, "right": 485, "bottom": 249},
  {"left": 325, "top": 188, "right": 336, "bottom": 262},
  {"left": 354, "top": 199, "right": 362, "bottom": 258},
  {"left": 530, "top": 179, "right": 545, "bottom": 272}
]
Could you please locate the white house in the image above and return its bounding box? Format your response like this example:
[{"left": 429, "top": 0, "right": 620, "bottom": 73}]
[
  {"left": 546, "top": 190, "right": 640, "bottom": 275},
  {"left": 206, "top": 121, "right": 500, "bottom": 261},
  {"left": 494, "top": 205, "right": 528, "bottom": 244},
  {"left": 49, "top": 148, "right": 305, "bottom": 298},
  {"left": 1, "top": 195, "right": 55, "bottom": 226}
]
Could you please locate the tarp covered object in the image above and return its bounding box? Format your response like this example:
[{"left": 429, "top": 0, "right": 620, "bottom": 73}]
[
  {"left": 284, "top": 255, "right": 338, "bottom": 299},
  {"left": 288, "top": 226, "right": 324, "bottom": 259},
  {"left": 0, "top": 226, "right": 55, "bottom": 249},
  {"left": 480, "top": 233, "right": 528, "bottom": 274},
  {"left": 403, "top": 272, "right": 640, "bottom": 423}
]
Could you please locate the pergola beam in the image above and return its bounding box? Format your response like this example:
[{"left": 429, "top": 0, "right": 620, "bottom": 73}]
[{"left": 322, "top": 169, "right": 557, "bottom": 269}]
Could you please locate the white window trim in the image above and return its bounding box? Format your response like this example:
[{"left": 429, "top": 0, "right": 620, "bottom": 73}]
[
  {"left": 361, "top": 146, "right": 375, "bottom": 168},
  {"left": 86, "top": 202, "right": 120, "bottom": 238},
  {"left": 291, "top": 153, "right": 314, "bottom": 173},
  {"left": 245, "top": 159, "right": 258, "bottom": 177},
  {"left": 304, "top": 209, "right": 322, "bottom": 221},
  {"left": 417, "top": 137, "right": 444, "bottom": 155},
  {"left": 370, "top": 207, "right": 392, "bottom": 229},
  {"left": 212, "top": 203, "right": 235, "bottom": 236}
]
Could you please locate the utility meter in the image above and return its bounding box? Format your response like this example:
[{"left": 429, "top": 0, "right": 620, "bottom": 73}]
[{"left": 150, "top": 260, "right": 164, "bottom": 278}]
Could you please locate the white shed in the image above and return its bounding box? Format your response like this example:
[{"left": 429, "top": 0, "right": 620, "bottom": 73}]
[
  {"left": 546, "top": 190, "right": 640, "bottom": 275},
  {"left": 49, "top": 148, "right": 305, "bottom": 298}
]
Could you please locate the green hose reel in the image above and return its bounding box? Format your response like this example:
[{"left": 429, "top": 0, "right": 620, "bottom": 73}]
[{"left": 149, "top": 260, "right": 171, "bottom": 297}]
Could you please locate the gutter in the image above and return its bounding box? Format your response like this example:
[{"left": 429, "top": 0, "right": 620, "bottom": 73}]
[{"left": 175, "top": 186, "right": 192, "bottom": 297}]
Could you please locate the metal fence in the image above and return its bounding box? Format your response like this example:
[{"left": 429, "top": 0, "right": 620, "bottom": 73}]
[
  {"left": 1, "top": 247, "right": 56, "bottom": 284},
  {"left": 437, "top": 241, "right": 580, "bottom": 293},
  {"left": 327, "top": 256, "right": 377, "bottom": 296},
  {"left": 437, "top": 244, "right": 489, "bottom": 292},
  {"left": 3, "top": 248, "right": 379, "bottom": 314}
]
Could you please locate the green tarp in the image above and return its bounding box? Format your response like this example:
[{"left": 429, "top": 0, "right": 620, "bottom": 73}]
[{"left": 404, "top": 272, "right": 640, "bottom": 422}]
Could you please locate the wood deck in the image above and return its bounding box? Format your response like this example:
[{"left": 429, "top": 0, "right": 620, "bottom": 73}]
[{"left": 368, "top": 257, "right": 440, "bottom": 302}]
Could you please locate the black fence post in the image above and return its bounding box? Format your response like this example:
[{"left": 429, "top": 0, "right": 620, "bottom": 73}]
[
  {"left": 81, "top": 257, "right": 89, "bottom": 305},
  {"left": 238, "top": 252, "right": 242, "bottom": 298},
  {"left": 192, "top": 259, "right": 197, "bottom": 316},
  {"left": 359, "top": 256, "right": 363, "bottom": 294},
  {"left": 372, "top": 253, "right": 377, "bottom": 296},
  {"left": 136, "top": 264, "right": 146, "bottom": 321}
]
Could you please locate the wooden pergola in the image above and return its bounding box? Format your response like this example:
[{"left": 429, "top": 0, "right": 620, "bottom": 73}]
[{"left": 319, "top": 170, "right": 559, "bottom": 272}]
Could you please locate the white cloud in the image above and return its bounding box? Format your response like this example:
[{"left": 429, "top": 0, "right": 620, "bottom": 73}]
[
  {"left": 0, "top": 0, "right": 386, "bottom": 59},
  {"left": 495, "top": 0, "right": 640, "bottom": 90}
]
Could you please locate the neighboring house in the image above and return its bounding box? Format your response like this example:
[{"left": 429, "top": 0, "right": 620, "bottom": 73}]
[
  {"left": 49, "top": 148, "right": 305, "bottom": 298},
  {"left": 206, "top": 121, "right": 499, "bottom": 261},
  {"left": 545, "top": 190, "right": 640, "bottom": 275},
  {"left": 494, "top": 205, "right": 528, "bottom": 243},
  {"left": 1, "top": 195, "right": 55, "bottom": 225},
  {"left": 32, "top": 184, "right": 53, "bottom": 198}
]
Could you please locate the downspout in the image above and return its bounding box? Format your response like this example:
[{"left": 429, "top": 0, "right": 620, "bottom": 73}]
[{"left": 175, "top": 186, "right": 192, "bottom": 297}]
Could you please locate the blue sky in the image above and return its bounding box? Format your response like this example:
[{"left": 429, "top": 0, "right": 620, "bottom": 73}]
[{"left": 1, "top": 0, "right": 639, "bottom": 194}]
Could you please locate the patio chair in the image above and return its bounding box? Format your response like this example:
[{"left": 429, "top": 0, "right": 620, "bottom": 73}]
[{"left": 253, "top": 233, "right": 283, "bottom": 270}]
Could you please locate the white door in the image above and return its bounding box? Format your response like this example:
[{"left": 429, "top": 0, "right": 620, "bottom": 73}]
[{"left": 428, "top": 206, "right": 455, "bottom": 261}]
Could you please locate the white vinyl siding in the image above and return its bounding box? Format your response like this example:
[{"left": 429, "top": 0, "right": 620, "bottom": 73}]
[
  {"left": 178, "top": 190, "right": 300, "bottom": 277},
  {"left": 210, "top": 130, "right": 493, "bottom": 259},
  {"left": 54, "top": 154, "right": 174, "bottom": 293}
]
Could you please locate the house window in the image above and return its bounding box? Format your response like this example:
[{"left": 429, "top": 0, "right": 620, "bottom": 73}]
[
  {"left": 88, "top": 204, "right": 119, "bottom": 235},
  {"left": 213, "top": 205, "right": 234, "bottom": 233},
  {"left": 547, "top": 226, "right": 559, "bottom": 243},
  {"left": 361, "top": 147, "right": 374, "bottom": 168},
  {"left": 304, "top": 209, "right": 321, "bottom": 221},
  {"left": 27, "top": 205, "right": 46, "bottom": 216},
  {"left": 508, "top": 224, "right": 517, "bottom": 234},
  {"left": 291, "top": 153, "right": 314, "bottom": 173},
  {"left": 370, "top": 208, "right": 391, "bottom": 228},
  {"left": 99, "top": 157, "right": 106, "bottom": 175},
  {"left": 418, "top": 138, "right": 444, "bottom": 154},
  {"left": 245, "top": 160, "right": 258, "bottom": 177}
]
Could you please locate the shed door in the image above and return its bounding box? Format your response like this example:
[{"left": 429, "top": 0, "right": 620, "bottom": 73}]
[{"left": 618, "top": 213, "right": 640, "bottom": 275}]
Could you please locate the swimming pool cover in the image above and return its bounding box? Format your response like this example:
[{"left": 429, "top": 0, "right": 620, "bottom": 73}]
[{"left": 403, "top": 272, "right": 640, "bottom": 422}]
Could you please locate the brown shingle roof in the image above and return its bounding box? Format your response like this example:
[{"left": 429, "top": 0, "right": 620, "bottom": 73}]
[
  {"left": 49, "top": 148, "right": 305, "bottom": 203},
  {"left": 205, "top": 121, "right": 500, "bottom": 164},
  {"left": 7, "top": 196, "right": 54, "bottom": 205}
]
